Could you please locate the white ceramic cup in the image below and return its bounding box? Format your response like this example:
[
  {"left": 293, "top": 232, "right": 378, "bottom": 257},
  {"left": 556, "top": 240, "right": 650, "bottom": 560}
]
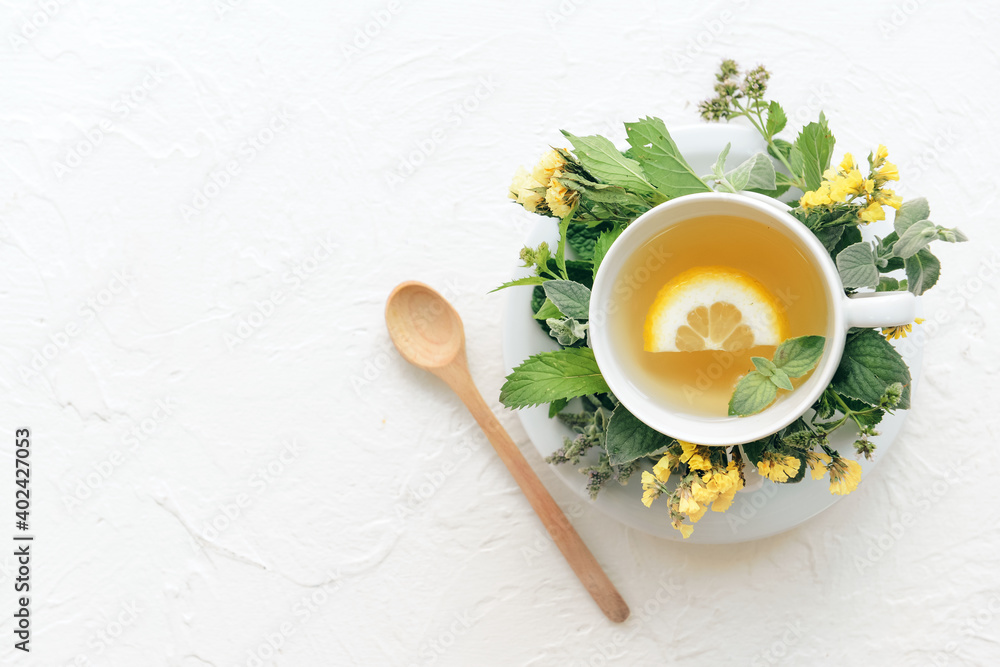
[{"left": 589, "top": 192, "right": 916, "bottom": 446}]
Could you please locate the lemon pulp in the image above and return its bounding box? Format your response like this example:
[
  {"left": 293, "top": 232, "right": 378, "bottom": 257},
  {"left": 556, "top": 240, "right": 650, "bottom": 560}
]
[{"left": 643, "top": 266, "right": 789, "bottom": 353}]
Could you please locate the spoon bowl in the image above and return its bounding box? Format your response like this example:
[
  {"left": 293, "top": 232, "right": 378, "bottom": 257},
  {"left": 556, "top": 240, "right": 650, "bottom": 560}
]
[{"left": 385, "top": 281, "right": 465, "bottom": 370}]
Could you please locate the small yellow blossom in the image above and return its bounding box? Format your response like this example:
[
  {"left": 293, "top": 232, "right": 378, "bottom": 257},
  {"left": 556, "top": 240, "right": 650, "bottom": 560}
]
[
  {"left": 508, "top": 166, "right": 546, "bottom": 213},
  {"left": 679, "top": 441, "right": 713, "bottom": 471},
  {"left": 828, "top": 169, "right": 866, "bottom": 202},
  {"left": 674, "top": 521, "right": 694, "bottom": 539},
  {"left": 829, "top": 457, "right": 863, "bottom": 495},
  {"left": 839, "top": 152, "right": 855, "bottom": 173},
  {"left": 873, "top": 144, "right": 889, "bottom": 167},
  {"left": 531, "top": 149, "right": 566, "bottom": 186},
  {"left": 691, "top": 479, "right": 718, "bottom": 507},
  {"left": 757, "top": 455, "right": 801, "bottom": 483},
  {"left": 876, "top": 188, "right": 903, "bottom": 209},
  {"left": 652, "top": 452, "right": 676, "bottom": 483},
  {"left": 882, "top": 317, "right": 924, "bottom": 341},
  {"left": 876, "top": 161, "right": 899, "bottom": 182},
  {"left": 677, "top": 486, "right": 700, "bottom": 515},
  {"left": 859, "top": 201, "right": 885, "bottom": 223},
  {"left": 687, "top": 504, "right": 708, "bottom": 524},
  {"left": 806, "top": 451, "right": 831, "bottom": 480},
  {"left": 800, "top": 184, "right": 832, "bottom": 208},
  {"left": 544, "top": 172, "right": 578, "bottom": 218},
  {"left": 640, "top": 471, "right": 663, "bottom": 508}
]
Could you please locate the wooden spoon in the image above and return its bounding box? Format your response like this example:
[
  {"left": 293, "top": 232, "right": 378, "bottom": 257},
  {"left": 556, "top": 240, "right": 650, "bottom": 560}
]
[{"left": 385, "top": 281, "right": 630, "bottom": 623}]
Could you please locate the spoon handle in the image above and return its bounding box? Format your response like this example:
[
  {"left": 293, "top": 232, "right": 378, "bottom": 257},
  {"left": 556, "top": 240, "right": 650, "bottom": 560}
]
[{"left": 442, "top": 367, "right": 630, "bottom": 623}]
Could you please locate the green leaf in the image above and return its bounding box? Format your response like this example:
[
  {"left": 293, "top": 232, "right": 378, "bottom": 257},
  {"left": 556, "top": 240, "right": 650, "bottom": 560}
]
[
  {"left": 542, "top": 280, "right": 591, "bottom": 319},
  {"left": 794, "top": 113, "right": 835, "bottom": 191},
  {"left": 533, "top": 298, "right": 563, "bottom": 320},
  {"left": 554, "top": 208, "right": 573, "bottom": 280},
  {"left": 814, "top": 224, "right": 846, "bottom": 253},
  {"left": 836, "top": 242, "right": 879, "bottom": 289},
  {"left": 936, "top": 226, "right": 968, "bottom": 243},
  {"left": 893, "top": 219, "right": 937, "bottom": 258},
  {"left": 832, "top": 329, "right": 911, "bottom": 410},
  {"left": 904, "top": 247, "right": 941, "bottom": 296},
  {"left": 491, "top": 276, "right": 547, "bottom": 293},
  {"left": 500, "top": 348, "right": 610, "bottom": 409},
  {"left": 770, "top": 368, "right": 793, "bottom": 391},
  {"left": 605, "top": 403, "right": 673, "bottom": 465},
  {"left": 772, "top": 335, "right": 826, "bottom": 377},
  {"left": 562, "top": 131, "right": 656, "bottom": 195},
  {"left": 832, "top": 224, "right": 862, "bottom": 260},
  {"left": 546, "top": 317, "right": 588, "bottom": 346},
  {"left": 548, "top": 398, "right": 569, "bottom": 419},
  {"left": 623, "top": 117, "right": 712, "bottom": 197},
  {"left": 726, "top": 152, "right": 776, "bottom": 191},
  {"left": 752, "top": 356, "right": 776, "bottom": 376},
  {"left": 592, "top": 228, "right": 622, "bottom": 281},
  {"left": 766, "top": 100, "right": 787, "bottom": 137},
  {"left": 876, "top": 276, "right": 900, "bottom": 292},
  {"left": 728, "top": 371, "right": 778, "bottom": 417},
  {"left": 566, "top": 223, "right": 603, "bottom": 261},
  {"left": 893, "top": 197, "right": 930, "bottom": 236},
  {"left": 710, "top": 143, "right": 732, "bottom": 178}
]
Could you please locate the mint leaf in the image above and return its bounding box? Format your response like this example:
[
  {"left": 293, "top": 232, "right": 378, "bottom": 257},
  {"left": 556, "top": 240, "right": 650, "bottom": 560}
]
[
  {"left": 936, "top": 226, "right": 968, "bottom": 243},
  {"left": 904, "top": 247, "right": 940, "bottom": 296},
  {"left": 772, "top": 335, "right": 825, "bottom": 377},
  {"left": 766, "top": 100, "right": 787, "bottom": 137},
  {"left": 542, "top": 280, "right": 591, "bottom": 319},
  {"left": 591, "top": 228, "right": 622, "bottom": 281},
  {"left": 836, "top": 242, "right": 879, "bottom": 289},
  {"left": 726, "top": 152, "right": 776, "bottom": 191},
  {"left": 491, "top": 276, "right": 547, "bottom": 293},
  {"left": 893, "top": 219, "right": 937, "bottom": 258},
  {"left": 623, "top": 117, "right": 712, "bottom": 197},
  {"left": 605, "top": 403, "right": 673, "bottom": 465},
  {"left": 832, "top": 329, "right": 911, "bottom": 410},
  {"left": 794, "top": 113, "right": 835, "bottom": 191},
  {"left": 752, "top": 356, "right": 776, "bottom": 376},
  {"left": 533, "top": 298, "right": 563, "bottom": 320},
  {"left": 770, "top": 368, "right": 793, "bottom": 391},
  {"left": 728, "top": 371, "right": 778, "bottom": 416},
  {"left": 500, "top": 348, "right": 610, "bottom": 409},
  {"left": 562, "top": 131, "right": 656, "bottom": 195},
  {"left": 893, "top": 198, "right": 930, "bottom": 236}
]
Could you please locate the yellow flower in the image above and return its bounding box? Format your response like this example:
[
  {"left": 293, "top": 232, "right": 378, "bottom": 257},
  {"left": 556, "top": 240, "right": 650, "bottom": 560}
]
[
  {"left": 800, "top": 183, "right": 833, "bottom": 208},
  {"left": 531, "top": 148, "right": 566, "bottom": 186},
  {"left": 863, "top": 179, "right": 875, "bottom": 195},
  {"left": 640, "top": 471, "right": 662, "bottom": 508},
  {"left": 829, "top": 458, "right": 863, "bottom": 495},
  {"left": 544, "top": 173, "right": 578, "bottom": 218},
  {"left": 691, "top": 479, "right": 719, "bottom": 507},
  {"left": 839, "top": 152, "right": 855, "bottom": 173},
  {"left": 876, "top": 188, "right": 903, "bottom": 209},
  {"left": 882, "top": 317, "right": 924, "bottom": 341},
  {"left": 652, "top": 452, "right": 676, "bottom": 483},
  {"left": 673, "top": 521, "right": 694, "bottom": 539},
  {"left": 876, "top": 161, "right": 899, "bottom": 182},
  {"left": 806, "top": 451, "right": 831, "bottom": 480},
  {"left": 712, "top": 486, "right": 738, "bottom": 512},
  {"left": 677, "top": 486, "right": 700, "bottom": 515},
  {"left": 873, "top": 144, "right": 889, "bottom": 167},
  {"left": 757, "top": 455, "right": 801, "bottom": 483},
  {"left": 508, "top": 166, "right": 547, "bottom": 213},
  {"left": 829, "top": 169, "right": 866, "bottom": 202},
  {"left": 859, "top": 201, "right": 885, "bottom": 223},
  {"left": 679, "top": 441, "right": 713, "bottom": 471}
]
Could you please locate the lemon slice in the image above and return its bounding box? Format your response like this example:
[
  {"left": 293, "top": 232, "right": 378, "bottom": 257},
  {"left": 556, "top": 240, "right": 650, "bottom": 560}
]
[{"left": 644, "top": 266, "right": 788, "bottom": 353}]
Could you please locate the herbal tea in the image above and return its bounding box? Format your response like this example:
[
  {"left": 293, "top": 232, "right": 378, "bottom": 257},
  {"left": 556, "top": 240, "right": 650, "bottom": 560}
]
[{"left": 608, "top": 215, "right": 829, "bottom": 417}]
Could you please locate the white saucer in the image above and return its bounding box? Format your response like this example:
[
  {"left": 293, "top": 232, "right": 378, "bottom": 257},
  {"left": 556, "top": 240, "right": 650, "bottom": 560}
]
[{"left": 501, "top": 123, "right": 922, "bottom": 543}]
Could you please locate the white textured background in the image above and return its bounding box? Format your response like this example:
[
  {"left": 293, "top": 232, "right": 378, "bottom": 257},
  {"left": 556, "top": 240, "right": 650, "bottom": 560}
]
[{"left": 0, "top": 0, "right": 998, "bottom": 665}]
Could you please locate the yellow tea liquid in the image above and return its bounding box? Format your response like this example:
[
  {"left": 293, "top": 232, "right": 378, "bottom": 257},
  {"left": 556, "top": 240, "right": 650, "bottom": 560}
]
[{"left": 608, "top": 215, "right": 829, "bottom": 417}]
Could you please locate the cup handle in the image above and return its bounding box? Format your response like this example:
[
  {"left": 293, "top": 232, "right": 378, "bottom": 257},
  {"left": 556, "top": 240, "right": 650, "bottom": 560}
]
[{"left": 843, "top": 291, "right": 916, "bottom": 329}]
